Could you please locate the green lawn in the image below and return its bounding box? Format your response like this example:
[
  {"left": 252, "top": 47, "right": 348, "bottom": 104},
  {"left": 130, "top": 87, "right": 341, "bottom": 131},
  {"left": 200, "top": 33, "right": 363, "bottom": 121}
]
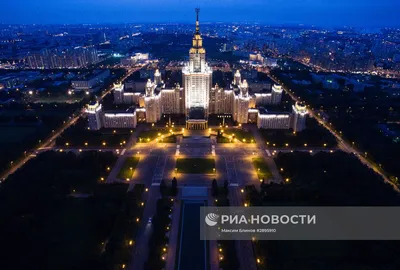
[
  {"left": 223, "top": 128, "right": 255, "bottom": 143},
  {"left": 117, "top": 157, "right": 140, "bottom": 180},
  {"left": 138, "top": 128, "right": 180, "bottom": 143},
  {"left": 217, "top": 135, "right": 231, "bottom": 143},
  {"left": 176, "top": 158, "right": 216, "bottom": 174},
  {"left": 252, "top": 157, "right": 273, "bottom": 180}
]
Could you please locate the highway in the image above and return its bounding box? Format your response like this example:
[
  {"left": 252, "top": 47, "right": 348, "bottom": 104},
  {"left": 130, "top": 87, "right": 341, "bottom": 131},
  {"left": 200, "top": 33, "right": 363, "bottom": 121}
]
[
  {"left": 269, "top": 74, "right": 398, "bottom": 191},
  {"left": 0, "top": 67, "right": 141, "bottom": 182}
]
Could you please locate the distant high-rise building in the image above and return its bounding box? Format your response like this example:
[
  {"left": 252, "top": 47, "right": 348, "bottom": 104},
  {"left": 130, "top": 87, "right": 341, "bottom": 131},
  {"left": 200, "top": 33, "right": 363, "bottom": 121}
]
[{"left": 26, "top": 47, "right": 99, "bottom": 69}]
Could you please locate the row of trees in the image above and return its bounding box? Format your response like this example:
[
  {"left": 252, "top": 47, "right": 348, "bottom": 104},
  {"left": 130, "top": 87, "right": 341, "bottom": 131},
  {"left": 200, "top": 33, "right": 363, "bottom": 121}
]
[
  {"left": 144, "top": 198, "right": 173, "bottom": 270},
  {"left": 159, "top": 177, "right": 178, "bottom": 197},
  {"left": 211, "top": 179, "right": 230, "bottom": 197}
]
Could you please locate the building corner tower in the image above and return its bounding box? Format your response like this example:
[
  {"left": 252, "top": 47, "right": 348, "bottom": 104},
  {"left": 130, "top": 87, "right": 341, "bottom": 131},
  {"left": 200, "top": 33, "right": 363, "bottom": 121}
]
[{"left": 291, "top": 102, "right": 308, "bottom": 132}]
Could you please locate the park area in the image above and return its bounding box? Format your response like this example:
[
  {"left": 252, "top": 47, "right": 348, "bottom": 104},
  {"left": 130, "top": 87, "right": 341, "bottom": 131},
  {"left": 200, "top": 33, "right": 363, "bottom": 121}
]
[
  {"left": 56, "top": 117, "right": 133, "bottom": 147},
  {"left": 176, "top": 158, "right": 216, "bottom": 174},
  {"left": 0, "top": 103, "right": 79, "bottom": 174},
  {"left": 0, "top": 151, "right": 145, "bottom": 270},
  {"left": 252, "top": 157, "right": 272, "bottom": 180},
  {"left": 259, "top": 118, "right": 337, "bottom": 148},
  {"left": 117, "top": 157, "right": 140, "bottom": 180}
]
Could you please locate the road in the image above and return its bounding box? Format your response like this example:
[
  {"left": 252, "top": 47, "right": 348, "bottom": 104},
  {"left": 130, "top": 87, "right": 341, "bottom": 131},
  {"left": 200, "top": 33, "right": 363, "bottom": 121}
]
[
  {"left": 128, "top": 187, "right": 160, "bottom": 270},
  {"left": 269, "top": 74, "right": 398, "bottom": 191},
  {"left": 0, "top": 67, "right": 141, "bottom": 182}
]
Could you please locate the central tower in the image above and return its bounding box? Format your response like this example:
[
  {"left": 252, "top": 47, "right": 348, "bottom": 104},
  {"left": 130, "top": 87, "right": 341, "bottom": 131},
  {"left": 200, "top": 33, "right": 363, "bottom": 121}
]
[{"left": 183, "top": 8, "right": 212, "bottom": 129}]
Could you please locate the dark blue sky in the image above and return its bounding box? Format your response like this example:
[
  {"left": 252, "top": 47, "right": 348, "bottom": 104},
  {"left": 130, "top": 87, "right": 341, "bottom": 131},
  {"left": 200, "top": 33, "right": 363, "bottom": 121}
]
[{"left": 1, "top": 0, "right": 399, "bottom": 27}]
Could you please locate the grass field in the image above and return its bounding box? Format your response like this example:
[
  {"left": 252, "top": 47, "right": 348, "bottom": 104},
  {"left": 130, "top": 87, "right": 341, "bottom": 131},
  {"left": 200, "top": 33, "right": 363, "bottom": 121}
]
[
  {"left": 117, "top": 157, "right": 140, "bottom": 180},
  {"left": 138, "top": 128, "right": 180, "bottom": 143},
  {"left": 176, "top": 158, "right": 215, "bottom": 174},
  {"left": 223, "top": 128, "right": 255, "bottom": 143},
  {"left": 252, "top": 157, "right": 273, "bottom": 180}
]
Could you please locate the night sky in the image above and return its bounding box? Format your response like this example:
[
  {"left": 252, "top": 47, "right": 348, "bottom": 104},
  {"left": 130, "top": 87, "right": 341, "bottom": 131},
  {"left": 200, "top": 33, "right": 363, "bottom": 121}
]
[{"left": 1, "top": 0, "right": 399, "bottom": 27}]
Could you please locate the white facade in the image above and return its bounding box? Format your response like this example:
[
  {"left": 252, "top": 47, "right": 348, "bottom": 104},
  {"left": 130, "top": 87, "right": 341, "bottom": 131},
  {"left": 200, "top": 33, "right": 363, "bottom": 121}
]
[
  {"left": 209, "top": 85, "right": 234, "bottom": 114},
  {"left": 257, "top": 112, "right": 291, "bottom": 129},
  {"left": 113, "top": 83, "right": 124, "bottom": 104},
  {"left": 160, "top": 86, "right": 182, "bottom": 114},
  {"left": 182, "top": 8, "right": 213, "bottom": 117},
  {"left": 271, "top": 84, "right": 283, "bottom": 104},
  {"left": 154, "top": 69, "right": 162, "bottom": 85},
  {"left": 291, "top": 102, "right": 308, "bottom": 132},
  {"left": 103, "top": 112, "right": 137, "bottom": 129},
  {"left": 85, "top": 10, "right": 307, "bottom": 132},
  {"left": 86, "top": 102, "right": 103, "bottom": 130},
  {"left": 234, "top": 80, "right": 251, "bottom": 124}
]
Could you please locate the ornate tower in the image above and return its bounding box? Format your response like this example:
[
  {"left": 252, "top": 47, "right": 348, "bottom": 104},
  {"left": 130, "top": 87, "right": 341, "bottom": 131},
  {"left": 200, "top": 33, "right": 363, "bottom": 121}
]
[
  {"left": 234, "top": 79, "right": 250, "bottom": 124},
  {"left": 144, "top": 79, "right": 161, "bottom": 123},
  {"left": 182, "top": 8, "right": 212, "bottom": 129},
  {"left": 154, "top": 69, "right": 162, "bottom": 85},
  {"left": 234, "top": 70, "right": 241, "bottom": 86}
]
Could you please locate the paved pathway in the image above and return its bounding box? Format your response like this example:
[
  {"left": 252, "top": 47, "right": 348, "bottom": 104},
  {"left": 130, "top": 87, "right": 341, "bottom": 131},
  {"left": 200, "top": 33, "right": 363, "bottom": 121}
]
[
  {"left": 165, "top": 199, "right": 181, "bottom": 270},
  {"left": 229, "top": 187, "right": 258, "bottom": 270},
  {"left": 106, "top": 125, "right": 145, "bottom": 183},
  {"left": 128, "top": 187, "right": 160, "bottom": 270}
]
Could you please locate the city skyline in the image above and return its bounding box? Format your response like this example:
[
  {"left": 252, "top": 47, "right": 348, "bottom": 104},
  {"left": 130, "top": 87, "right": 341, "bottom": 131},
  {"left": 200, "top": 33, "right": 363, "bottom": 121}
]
[
  {"left": 0, "top": 4, "right": 400, "bottom": 270},
  {"left": 1, "top": 0, "right": 399, "bottom": 28}
]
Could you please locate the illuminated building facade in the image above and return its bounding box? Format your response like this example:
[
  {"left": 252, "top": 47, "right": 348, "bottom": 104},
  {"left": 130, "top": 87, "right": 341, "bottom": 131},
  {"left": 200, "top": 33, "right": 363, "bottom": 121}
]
[
  {"left": 182, "top": 8, "right": 212, "bottom": 129},
  {"left": 85, "top": 101, "right": 137, "bottom": 130},
  {"left": 86, "top": 9, "right": 308, "bottom": 131},
  {"left": 86, "top": 101, "right": 103, "bottom": 130},
  {"left": 291, "top": 102, "right": 308, "bottom": 132}
]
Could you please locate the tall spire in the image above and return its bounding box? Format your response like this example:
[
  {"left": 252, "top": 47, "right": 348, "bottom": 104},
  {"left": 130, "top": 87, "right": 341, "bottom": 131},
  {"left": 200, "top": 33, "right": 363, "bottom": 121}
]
[{"left": 195, "top": 8, "right": 200, "bottom": 34}]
